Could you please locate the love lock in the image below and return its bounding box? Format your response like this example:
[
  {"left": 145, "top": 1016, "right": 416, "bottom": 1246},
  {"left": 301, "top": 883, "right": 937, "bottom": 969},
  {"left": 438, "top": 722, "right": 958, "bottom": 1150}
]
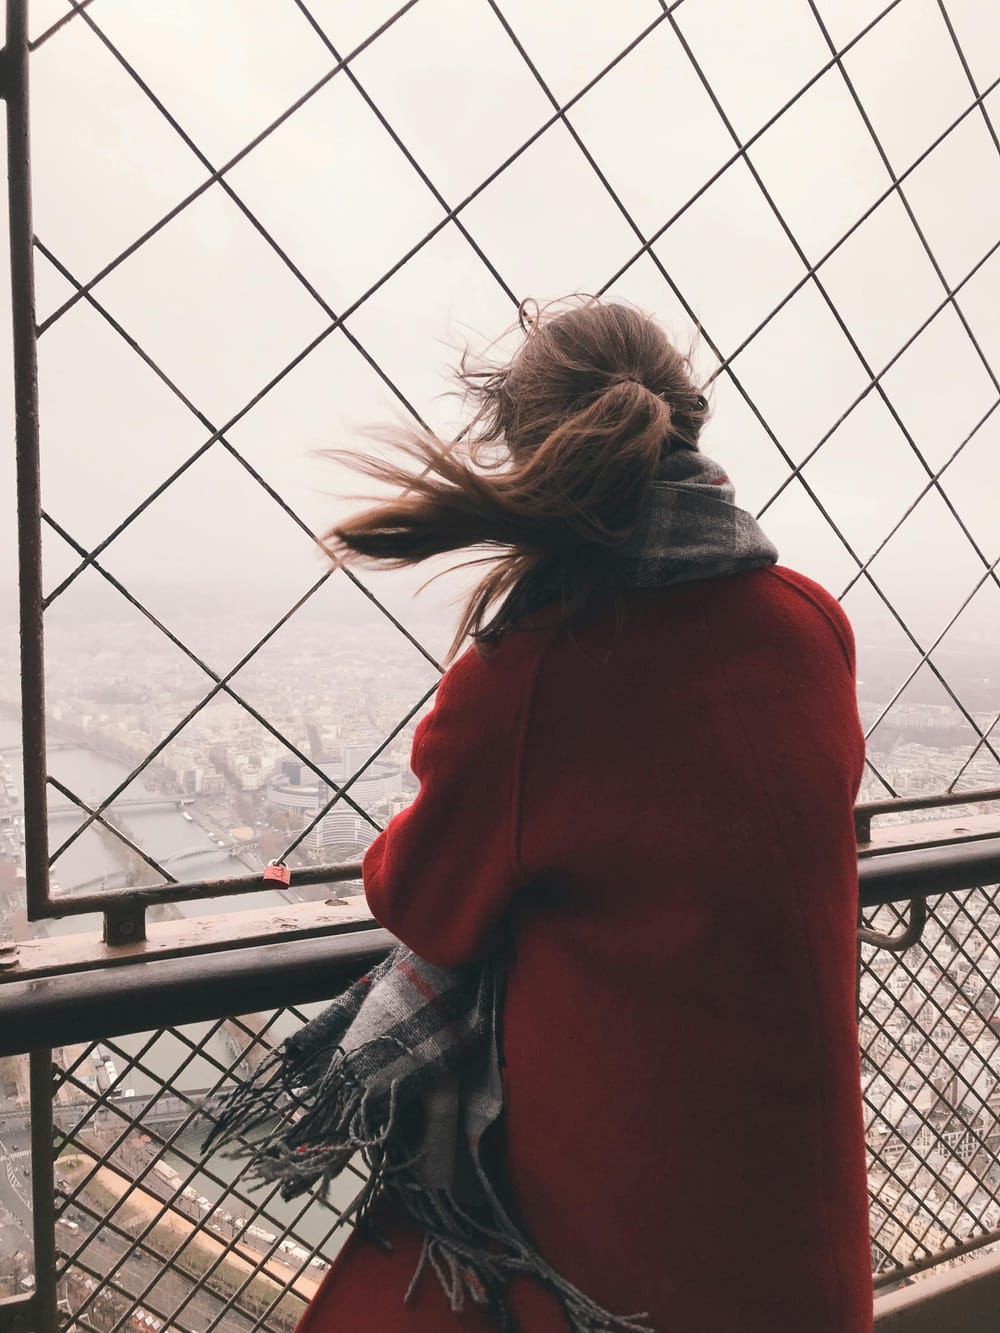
[{"left": 263, "top": 859, "right": 291, "bottom": 888}]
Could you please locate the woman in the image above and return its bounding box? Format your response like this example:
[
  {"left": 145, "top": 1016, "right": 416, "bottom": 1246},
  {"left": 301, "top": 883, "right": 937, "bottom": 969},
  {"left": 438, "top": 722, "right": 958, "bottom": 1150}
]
[{"left": 297, "top": 299, "right": 873, "bottom": 1332}]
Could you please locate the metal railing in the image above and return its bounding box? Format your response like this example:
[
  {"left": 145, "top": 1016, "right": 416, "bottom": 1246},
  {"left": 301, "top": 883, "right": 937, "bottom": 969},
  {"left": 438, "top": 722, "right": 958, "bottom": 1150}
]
[{"left": 860, "top": 884, "right": 1000, "bottom": 1289}]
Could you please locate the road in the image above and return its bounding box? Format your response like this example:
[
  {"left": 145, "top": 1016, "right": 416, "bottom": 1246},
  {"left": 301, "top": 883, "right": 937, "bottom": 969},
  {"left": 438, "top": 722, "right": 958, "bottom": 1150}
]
[
  {"left": 59, "top": 1205, "right": 263, "bottom": 1332},
  {"left": 0, "top": 1124, "right": 293, "bottom": 1330},
  {"left": 0, "top": 1125, "right": 31, "bottom": 1259}
]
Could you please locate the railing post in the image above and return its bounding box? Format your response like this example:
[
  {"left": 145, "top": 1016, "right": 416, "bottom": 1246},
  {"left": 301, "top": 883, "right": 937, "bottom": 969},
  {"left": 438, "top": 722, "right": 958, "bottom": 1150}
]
[
  {"left": 103, "top": 897, "right": 148, "bottom": 946},
  {"left": 4, "top": 0, "right": 50, "bottom": 923},
  {"left": 30, "top": 1051, "right": 56, "bottom": 1333}
]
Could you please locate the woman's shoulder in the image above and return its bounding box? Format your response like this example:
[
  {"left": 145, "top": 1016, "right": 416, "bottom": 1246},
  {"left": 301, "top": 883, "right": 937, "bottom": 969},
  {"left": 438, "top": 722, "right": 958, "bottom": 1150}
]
[
  {"left": 405, "top": 621, "right": 554, "bottom": 804},
  {"left": 440, "top": 617, "right": 557, "bottom": 708},
  {"left": 757, "top": 565, "right": 856, "bottom": 671}
]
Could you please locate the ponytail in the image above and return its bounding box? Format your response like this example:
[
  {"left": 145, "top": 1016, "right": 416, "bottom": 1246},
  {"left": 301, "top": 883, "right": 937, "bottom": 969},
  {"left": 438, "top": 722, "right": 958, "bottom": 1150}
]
[{"left": 321, "top": 299, "right": 707, "bottom": 660}]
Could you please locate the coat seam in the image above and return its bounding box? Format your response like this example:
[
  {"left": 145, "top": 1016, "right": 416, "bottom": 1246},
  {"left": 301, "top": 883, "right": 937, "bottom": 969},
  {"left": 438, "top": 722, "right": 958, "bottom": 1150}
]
[{"left": 509, "top": 629, "right": 558, "bottom": 882}]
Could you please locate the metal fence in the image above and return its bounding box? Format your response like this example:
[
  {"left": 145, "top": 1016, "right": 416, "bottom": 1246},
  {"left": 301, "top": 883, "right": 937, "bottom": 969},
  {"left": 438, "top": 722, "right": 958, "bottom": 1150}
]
[
  {"left": 861, "top": 887, "right": 1000, "bottom": 1285},
  {"left": 2, "top": 0, "right": 1000, "bottom": 1329},
  {"left": 40, "top": 1009, "right": 362, "bottom": 1333},
  {"left": 6, "top": 0, "right": 1000, "bottom": 936}
]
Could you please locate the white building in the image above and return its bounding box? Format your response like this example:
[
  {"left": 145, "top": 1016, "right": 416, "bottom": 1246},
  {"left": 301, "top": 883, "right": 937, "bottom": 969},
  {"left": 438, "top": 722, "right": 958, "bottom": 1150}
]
[{"left": 267, "top": 748, "right": 403, "bottom": 853}]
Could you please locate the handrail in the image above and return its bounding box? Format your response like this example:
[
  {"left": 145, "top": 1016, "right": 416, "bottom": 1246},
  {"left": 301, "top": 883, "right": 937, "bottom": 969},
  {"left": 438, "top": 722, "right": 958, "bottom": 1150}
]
[
  {"left": 0, "top": 922, "right": 394, "bottom": 1059},
  {"left": 3, "top": 837, "right": 999, "bottom": 1059},
  {"left": 857, "top": 837, "right": 1000, "bottom": 907},
  {"left": 854, "top": 787, "right": 1000, "bottom": 843}
]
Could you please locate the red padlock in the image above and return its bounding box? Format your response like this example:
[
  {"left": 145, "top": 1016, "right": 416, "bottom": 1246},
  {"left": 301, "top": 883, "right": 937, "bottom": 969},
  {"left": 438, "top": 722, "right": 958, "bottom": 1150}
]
[{"left": 263, "top": 859, "right": 291, "bottom": 887}]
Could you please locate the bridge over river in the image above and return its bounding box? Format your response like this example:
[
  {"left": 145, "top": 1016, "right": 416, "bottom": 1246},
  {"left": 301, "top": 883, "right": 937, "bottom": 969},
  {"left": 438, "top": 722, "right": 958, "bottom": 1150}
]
[
  {"left": 0, "top": 1088, "right": 234, "bottom": 1134},
  {"left": 69, "top": 842, "right": 263, "bottom": 892},
  {"left": 0, "top": 740, "right": 79, "bottom": 754},
  {"left": 59, "top": 1088, "right": 234, "bottom": 1131},
  {"left": 44, "top": 795, "right": 195, "bottom": 817},
  {"left": 3, "top": 795, "right": 196, "bottom": 820}
]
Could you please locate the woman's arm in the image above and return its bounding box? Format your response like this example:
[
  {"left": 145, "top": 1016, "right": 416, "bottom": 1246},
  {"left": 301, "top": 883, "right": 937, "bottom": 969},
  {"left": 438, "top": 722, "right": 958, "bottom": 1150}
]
[{"left": 362, "top": 633, "right": 545, "bottom": 967}]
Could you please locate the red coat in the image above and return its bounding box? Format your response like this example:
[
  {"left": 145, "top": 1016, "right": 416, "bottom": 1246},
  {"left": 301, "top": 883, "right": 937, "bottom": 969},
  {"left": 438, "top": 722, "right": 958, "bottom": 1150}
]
[{"left": 297, "top": 566, "right": 873, "bottom": 1333}]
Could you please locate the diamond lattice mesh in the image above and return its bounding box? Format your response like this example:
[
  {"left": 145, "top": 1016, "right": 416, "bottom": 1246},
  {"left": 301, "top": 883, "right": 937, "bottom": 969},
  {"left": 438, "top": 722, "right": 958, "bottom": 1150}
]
[
  {"left": 49, "top": 1008, "right": 361, "bottom": 1332},
  {"left": 3, "top": 0, "right": 1000, "bottom": 1321},
  {"left": 861, "top": 890, "right": 1000, "bottom": 1281},
  {"left": 17, "top": 0, "right": 1000, "bottom": 900}
]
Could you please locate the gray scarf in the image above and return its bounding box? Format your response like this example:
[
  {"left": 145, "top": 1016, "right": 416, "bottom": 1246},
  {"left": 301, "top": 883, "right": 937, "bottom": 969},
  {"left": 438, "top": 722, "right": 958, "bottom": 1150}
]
[
  {"left": 498, "top": 445, "right": 778, "bottom": 630},
  {"left": 620, "top": 444, "right": 778, "bottom": 584},
  {"left": 203, "top": 450, "right": 777, "bottom": 1333}
]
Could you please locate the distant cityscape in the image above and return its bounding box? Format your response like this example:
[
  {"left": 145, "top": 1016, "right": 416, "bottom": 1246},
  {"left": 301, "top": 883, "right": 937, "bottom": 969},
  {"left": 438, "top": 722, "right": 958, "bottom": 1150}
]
[{"left": 0, "top": 610, "right": 443, "bottom": 901}]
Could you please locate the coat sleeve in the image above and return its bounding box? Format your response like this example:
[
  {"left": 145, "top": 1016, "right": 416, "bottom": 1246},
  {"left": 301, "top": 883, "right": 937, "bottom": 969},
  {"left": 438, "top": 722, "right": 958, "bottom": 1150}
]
[
  {"left": 361, "top": 636, "right": 541, "bottom": 968},
  {"left": 771, "top": 566, "right": 865, "bottom": 798}
]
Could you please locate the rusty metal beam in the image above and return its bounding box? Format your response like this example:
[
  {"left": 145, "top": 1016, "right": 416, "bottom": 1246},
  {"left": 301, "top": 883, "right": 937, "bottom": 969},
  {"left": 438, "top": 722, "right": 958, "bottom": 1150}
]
[
  {"left": 4, "top": 895, "right": 372, "bottom": 981},
  {"left": 0, "top": 922, "right": 395, "bottom": 1057},
  {"left": 40, "top": 858, "right": 363, "bottom": 919},
  {"left": 2, "top": 837, "right": 998, "bottom": 1058},
  {"left": 856, "top": 788, "right": 1000, "bottom": 844},
  {"left": 5, "top": 0, "right": 49, "bottom": 923}
]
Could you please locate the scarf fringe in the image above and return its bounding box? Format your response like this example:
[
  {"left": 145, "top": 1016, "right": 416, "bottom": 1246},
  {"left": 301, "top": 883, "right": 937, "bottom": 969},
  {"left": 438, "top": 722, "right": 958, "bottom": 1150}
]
[
  {"left": 201, "top": 951, "right": 404, "bottom": 1184},
  {"left": 395, "top": 1176, "right": 654, "bottom": 1333},
  {"left": 202, "top": 1031, "right": 653, "bottom": 1333}
]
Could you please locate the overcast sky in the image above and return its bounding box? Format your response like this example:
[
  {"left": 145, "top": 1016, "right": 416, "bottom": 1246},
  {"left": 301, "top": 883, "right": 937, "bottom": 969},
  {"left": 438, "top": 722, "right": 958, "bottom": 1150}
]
[{"left": 2, "top": 0, "right": 999, "bottom": 672}]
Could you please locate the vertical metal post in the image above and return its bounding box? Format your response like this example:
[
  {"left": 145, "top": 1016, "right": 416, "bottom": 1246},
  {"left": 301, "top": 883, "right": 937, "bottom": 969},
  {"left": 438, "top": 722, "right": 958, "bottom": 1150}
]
[
  {"left": 28, "top": 1051, "right": 57, "bottom": 1333},
  {"left": 4, "top": 0, "right": 50, "bottom": 920}
]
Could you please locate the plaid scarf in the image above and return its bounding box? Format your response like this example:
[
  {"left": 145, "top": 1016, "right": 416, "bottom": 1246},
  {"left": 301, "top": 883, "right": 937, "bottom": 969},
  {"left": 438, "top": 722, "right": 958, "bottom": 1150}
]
[
  {"left": 620, "top": 444, "right": 778, "bottom": 584},
  {"left": 203, "top": 447, "right": 777, "bottom": 1333}
]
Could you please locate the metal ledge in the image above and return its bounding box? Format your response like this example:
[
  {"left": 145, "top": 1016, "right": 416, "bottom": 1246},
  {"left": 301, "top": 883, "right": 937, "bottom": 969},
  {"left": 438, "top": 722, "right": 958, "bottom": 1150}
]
[
  {"left": 874, "top": 1244, "right": 1000, "bottom": 1331},
  {"left": 2, "top": 895, "right": 374, "bottom": 980},
  {"left": 2, "top": 836, "right": 999, "bottom": 1058},
  {"left": 859, "top": 812, "right": 1000, "bottom": 857},
  {"left": 0, "top": 923, "right": 396, "bottom": 1057}
]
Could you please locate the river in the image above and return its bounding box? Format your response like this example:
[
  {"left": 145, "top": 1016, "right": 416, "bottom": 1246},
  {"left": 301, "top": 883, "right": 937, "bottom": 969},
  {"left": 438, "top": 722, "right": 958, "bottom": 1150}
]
[
  {"left": 0, "top": 714, "right": 315, "bottom": 1078},
  {"left": 0, "top": 716, "right": 292, "bottom": 932}
]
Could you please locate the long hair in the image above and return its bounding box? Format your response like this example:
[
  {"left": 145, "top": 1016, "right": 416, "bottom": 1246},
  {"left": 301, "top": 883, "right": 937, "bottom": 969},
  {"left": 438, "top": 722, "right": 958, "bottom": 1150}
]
[{"left": 321, "top": 297, "right": 709, "bottom": 661}]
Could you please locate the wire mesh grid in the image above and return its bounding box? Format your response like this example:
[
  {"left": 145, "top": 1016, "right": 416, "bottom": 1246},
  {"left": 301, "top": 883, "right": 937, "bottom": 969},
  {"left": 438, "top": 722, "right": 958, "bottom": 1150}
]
[
  {"left": 48, "top": 1006, "right": 363, "bottom": 1332},
  {"left": 16, "top": 0, "right": 1000, "bottom": 914},
  {"left": 5, "top": 0, "right": 1000, "bottom": 1323},
  {"left": 860, "top": 887, "right": 1000, "bottom": 1284}
]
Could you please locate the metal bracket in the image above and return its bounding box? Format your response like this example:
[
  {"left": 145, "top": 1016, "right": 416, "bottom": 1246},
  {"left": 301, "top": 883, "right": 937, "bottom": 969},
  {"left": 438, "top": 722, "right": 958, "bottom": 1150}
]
[
  {"left": 102, "top": 898, "right": 147, "bottom": 946},
  {"left": 857, "top": 896, "right": 927, "bottom": 953}
]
